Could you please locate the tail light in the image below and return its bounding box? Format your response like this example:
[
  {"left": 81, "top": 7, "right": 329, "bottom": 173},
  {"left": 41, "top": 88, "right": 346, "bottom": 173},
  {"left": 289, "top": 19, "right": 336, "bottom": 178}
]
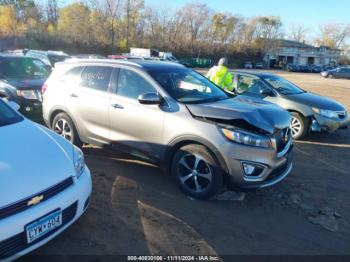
[{"left": 41, "top": 83, "right": 48, "bottom": 94}]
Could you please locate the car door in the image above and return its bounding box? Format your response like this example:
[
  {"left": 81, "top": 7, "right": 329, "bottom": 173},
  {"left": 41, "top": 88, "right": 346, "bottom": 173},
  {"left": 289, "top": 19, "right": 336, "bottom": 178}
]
[
  {"left": 68, "top": 65, "right": 112, "bottom": 143},
  {"left": 109, "top": 67, "right": 165, "bottom": 160}
]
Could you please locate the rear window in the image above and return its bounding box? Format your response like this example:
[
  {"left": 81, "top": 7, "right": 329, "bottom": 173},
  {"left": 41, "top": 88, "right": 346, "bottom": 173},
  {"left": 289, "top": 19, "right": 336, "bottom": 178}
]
[
  {"left": 0, "top": 57, "right": 50, "bottom": 78},
  {"left": 80, "top": 66, "right": 112, "bottom": 91},
  {"left": 0, "top": 100, "right": 23, "bottom": 127}
]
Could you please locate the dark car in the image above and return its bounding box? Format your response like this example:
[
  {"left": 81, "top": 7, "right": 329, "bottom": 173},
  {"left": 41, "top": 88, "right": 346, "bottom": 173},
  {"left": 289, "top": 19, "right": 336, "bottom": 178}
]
[
  {"left": 25, "top": 50, "right": 70, "bottom": 67},
  {"left": 233, "top": 71, "right": 349, "bottom": 139},
  {"left": 311, "top": 65, "right": 323, "bottom": 73},
  {"left": 287, "top": 64, "right": 299, "bottom": 72},
  {"left": 0, "top": 53, "right": 51, "bottom": 121},
  {"left": 321, "top": 66, "right": 350, "bottom": 79}
]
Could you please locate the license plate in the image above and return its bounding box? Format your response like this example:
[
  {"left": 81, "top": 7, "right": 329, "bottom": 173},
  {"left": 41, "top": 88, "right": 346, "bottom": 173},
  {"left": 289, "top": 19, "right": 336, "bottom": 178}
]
[{"left": 26, "top": 210, "right": 62, "bottom": 244}]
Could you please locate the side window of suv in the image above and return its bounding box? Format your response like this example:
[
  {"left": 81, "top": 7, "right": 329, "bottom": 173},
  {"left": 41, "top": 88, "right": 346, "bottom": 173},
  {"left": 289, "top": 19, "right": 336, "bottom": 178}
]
[
  {"left": 117, "top": 69, "right": 155, "bottom": 99},
  {"left": 80, "top": 66, "right": 112, "bottom": 91}
]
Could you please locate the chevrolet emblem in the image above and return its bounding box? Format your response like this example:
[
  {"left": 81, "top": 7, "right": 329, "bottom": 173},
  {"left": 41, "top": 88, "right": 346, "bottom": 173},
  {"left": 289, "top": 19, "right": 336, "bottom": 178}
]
[{"left": 27, "top": 195, "right": 44, "bottom": 206}]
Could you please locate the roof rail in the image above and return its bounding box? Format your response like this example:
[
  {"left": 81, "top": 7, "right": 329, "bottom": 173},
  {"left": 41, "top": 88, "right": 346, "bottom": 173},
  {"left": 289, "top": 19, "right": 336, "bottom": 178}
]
[{"left": 62, "top": 58, "right": 143, "bottom": 67}]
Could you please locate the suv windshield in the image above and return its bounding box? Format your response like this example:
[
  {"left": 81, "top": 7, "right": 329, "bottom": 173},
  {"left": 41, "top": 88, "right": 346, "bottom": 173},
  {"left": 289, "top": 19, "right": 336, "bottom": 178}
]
[
  {"left": 262, "top": 75, "right": 304, "bottom": 95},
  {"left": 148, "top": 68, "right": 229, "bottom": 103},
  {"left": 0, "top": 100, "right": 23, "bottom": 127},
  {"left": 0, "top": 57, "right": 50, "bottom": 78}
]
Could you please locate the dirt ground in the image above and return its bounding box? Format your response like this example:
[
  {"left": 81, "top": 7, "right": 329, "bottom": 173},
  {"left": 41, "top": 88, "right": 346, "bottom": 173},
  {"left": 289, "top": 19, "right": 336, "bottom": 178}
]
[{"left": 26, "top": 71, "right": 350, "bottom": 258}]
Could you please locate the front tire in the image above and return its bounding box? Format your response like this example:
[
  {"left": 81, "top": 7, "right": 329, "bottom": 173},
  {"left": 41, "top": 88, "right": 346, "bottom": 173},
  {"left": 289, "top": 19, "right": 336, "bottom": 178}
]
[
  {"left": 52, "top": 113, "right": 82, "bottom": 147},
  {"left": 290, "top": 112, "right": 309, "bottom": 140},
  {"left": 171, "top": 144, "right": 223, "bottom": 200}
]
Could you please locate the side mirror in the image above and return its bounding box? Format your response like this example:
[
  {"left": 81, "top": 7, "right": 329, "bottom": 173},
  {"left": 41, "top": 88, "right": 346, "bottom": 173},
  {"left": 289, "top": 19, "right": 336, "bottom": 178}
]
[
  {"left": 8, "top": 101, "right": 20, "bottom": 111},
  {"left": 260, "top": 89, "right": 274, "bottom": 97},
  {"left": 138, "top": 92, "right": 161, "bottom": 105}
]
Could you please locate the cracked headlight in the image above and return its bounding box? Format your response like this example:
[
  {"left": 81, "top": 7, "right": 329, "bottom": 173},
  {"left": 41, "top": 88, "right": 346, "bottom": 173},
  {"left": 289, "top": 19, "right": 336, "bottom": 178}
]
[
  {"left": 73, "top": 146, "right": 85, "bottom": 178},
  {"left": 312, "top": 108, "right": 339, "bottom": 119},
  {"left": 221, "top": 128, "right": 272, "bottom": 148}
]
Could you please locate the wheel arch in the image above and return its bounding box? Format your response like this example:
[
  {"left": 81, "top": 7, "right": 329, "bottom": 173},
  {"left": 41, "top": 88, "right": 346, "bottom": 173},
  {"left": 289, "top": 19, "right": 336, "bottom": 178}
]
[
  {"left": 49, "top": 107, "right": 83, "bottom": 137},
  {"left": 164, "top": 136, "right": 229, "bottom": 176}
]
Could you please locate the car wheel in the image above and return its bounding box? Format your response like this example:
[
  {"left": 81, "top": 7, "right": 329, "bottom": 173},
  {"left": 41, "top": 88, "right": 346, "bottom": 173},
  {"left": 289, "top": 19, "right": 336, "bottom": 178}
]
[
  {"left": 290, "top": 112, "right": 309, "bottom": 140},
  {"left": 171, "top": 144, "right": 223, "bottom": 200},
  {"left": 327, "top": 74, "right": 333, "bottom": 79},
  {"left": 52, "top": 113, "right": 82, "bottom": 146}
]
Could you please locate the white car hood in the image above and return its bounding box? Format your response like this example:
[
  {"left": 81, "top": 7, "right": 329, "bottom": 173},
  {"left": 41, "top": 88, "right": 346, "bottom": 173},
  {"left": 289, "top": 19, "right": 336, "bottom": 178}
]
[{"left": 0, "top": 120, "right": 75, "bottom": 208}]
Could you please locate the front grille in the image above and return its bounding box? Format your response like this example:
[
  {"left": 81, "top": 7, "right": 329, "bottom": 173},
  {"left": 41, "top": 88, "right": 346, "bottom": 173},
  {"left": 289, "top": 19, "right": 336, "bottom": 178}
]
[
  {"left": 0, "top": 201, "right": 77, "bottom": 259},
  {"left": 268, "top": 161, "right": 289, "bottom": 180},
  {"left": 274, "top": 128, "right": 291, "bottom": 152},
  {"left": 0, "top": 177, "right": 74, "bottom": 220}
]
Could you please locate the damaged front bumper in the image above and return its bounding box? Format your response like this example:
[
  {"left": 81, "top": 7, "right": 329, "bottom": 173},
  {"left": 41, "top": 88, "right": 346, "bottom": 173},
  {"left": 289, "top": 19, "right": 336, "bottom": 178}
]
[
  {"left": 220, "top": 134, "right": 293, "bottom": 189},
  {"left": 311, "top": 113, "right": 349, "bottom": 133}
]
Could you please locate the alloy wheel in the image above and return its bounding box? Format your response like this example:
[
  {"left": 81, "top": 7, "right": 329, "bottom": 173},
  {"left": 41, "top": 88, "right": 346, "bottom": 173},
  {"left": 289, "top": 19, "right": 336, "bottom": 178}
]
[
  {"left": 54, "top": 118, "right": 73, "bottom": 142},
  {"left": 177, "top": 153, "right": 212, "bottom": 193},
  {"left": 290, "top": 116, "right": 302, "bottom": 138}
]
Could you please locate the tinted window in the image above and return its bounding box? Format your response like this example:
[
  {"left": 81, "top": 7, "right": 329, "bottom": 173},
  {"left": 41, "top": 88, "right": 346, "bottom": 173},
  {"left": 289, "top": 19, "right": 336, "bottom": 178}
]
[
  {"left": 81, "top": 66, "right": 112, "bottom": 91},
  {"left": 0, "top": 100, "right": 23, "bottom": 127},
  {"left": 236, "top": 75, "right": 267, "bottom": 96},
  {"left": 0, "top": 57, "right": 50, "bottom": 78},
  {"left": 117, "top": 69, "right": 155, "bottom": 99},
  {"left": 148, "top": 68, "right": 228, "bottom": 104}
]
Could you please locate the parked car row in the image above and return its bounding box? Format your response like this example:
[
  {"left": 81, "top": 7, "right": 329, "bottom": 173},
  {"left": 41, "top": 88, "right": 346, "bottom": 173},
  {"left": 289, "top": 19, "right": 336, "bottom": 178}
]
[
  {"left": 244, "top": 62, "right": 265, "bottom": 69},
  {"left": 0, "top": 53, "right": 349, "bottom": 260},
  {"left": 286, "top": 64, "right": 324, "bottom": 73}
]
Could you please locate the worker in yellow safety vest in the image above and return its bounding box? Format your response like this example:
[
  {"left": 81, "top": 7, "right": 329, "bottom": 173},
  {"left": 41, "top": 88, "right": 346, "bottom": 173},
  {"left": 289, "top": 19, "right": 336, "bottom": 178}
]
[{"left": 206, "top": 57, "right": 234, "bottom": 92}]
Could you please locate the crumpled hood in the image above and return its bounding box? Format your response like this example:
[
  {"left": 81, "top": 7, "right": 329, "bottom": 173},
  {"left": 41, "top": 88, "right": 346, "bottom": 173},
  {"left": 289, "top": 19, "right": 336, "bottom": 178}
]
[
  {"left": 284, "top": 92, "right": 345, "bottom": 111},
  {"left": 3, "top": 77, "right": 47, "bottom": 91},
  {"left": 186, "top": 96, "right": 291, "bottom": 134},
  {"left": 0, "top": 120, "right": 75, "bottom": 208}
]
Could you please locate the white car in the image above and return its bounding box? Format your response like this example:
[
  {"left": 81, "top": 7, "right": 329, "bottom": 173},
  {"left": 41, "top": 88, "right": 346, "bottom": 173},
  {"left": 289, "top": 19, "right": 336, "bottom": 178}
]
[{"left": 0, "top": 100, "right": 92, "bottom": 261}]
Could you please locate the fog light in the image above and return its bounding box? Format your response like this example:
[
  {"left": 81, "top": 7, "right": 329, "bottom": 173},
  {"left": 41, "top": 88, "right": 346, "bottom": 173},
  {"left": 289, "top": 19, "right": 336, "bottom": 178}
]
[
  {"left": 241, "top": 162, "right": 266, "bottom": 177},
  {"left": 243, "top": 163, "right": 255, "bottom": 176}
]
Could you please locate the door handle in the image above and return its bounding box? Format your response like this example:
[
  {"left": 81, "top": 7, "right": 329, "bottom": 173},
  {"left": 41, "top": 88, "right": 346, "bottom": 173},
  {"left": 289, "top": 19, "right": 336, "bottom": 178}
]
[
  {"left": 70, "top": 93, "right": 79, "bottom": 98},
  {"left": 111, "top": 104, "right": 124, "bottom": 109}
]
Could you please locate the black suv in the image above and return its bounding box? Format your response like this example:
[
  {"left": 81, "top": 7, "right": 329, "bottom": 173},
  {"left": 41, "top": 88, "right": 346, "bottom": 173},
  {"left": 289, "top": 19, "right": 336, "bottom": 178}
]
[{"left": 0, "top": 53, "right": 51, "bottom": 121}]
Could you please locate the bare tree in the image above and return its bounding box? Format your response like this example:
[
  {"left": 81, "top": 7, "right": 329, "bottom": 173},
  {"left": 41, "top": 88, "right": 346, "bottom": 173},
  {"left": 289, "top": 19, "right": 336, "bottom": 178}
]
[
  {"left": 315, "top": 23, "right": 350, "bottom": 49},
  {"left": 90, "top": 0, "right": 122, "bottom": 53},
  {"left": 288, "top": 24, "right": 309, "bottom": 43}
]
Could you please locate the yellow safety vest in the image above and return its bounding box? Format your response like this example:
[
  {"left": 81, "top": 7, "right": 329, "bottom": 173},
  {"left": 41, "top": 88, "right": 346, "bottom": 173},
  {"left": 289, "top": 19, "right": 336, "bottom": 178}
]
[{"left": 206, "top": 66, "right": 234, "bottom": 91}]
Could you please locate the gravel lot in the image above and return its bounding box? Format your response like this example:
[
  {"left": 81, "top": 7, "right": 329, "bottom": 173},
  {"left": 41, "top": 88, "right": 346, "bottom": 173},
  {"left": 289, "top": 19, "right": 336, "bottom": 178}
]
[{"left": 24, "top": 71, "right": 350, "bottom": 259}]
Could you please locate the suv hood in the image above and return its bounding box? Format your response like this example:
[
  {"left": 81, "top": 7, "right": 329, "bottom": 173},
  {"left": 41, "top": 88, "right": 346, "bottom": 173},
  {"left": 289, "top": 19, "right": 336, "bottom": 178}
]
[
  {"left": 0, "top": 120, "right": 74, "bottom": 208},
  {"left": 285, "top": 92, "right": 345, "bottom": 111},
  {"left": 186, "top": 96, "right": 291, "bottom": 134},
  {"left": 3, "top": 77, "right": 47, "bottom": 91}
]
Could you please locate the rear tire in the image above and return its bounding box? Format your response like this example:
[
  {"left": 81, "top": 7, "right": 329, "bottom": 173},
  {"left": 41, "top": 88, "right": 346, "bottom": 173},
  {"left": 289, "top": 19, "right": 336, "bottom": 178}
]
[
  {"left": 52, "top": 113, "right": 82, "bottom": 147},
  {"left": 290, "top": 112, "right": 309, "bottom": 140},
  {"left": 171, "top": 144, "right": 223, "bottom": 200}
]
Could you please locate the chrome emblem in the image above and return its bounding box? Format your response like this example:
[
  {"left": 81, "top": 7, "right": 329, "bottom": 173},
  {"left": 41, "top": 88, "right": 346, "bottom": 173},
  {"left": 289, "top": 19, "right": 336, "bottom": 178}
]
[{"left": 27, "top": 195, "right": 44, "bottom": 206}]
